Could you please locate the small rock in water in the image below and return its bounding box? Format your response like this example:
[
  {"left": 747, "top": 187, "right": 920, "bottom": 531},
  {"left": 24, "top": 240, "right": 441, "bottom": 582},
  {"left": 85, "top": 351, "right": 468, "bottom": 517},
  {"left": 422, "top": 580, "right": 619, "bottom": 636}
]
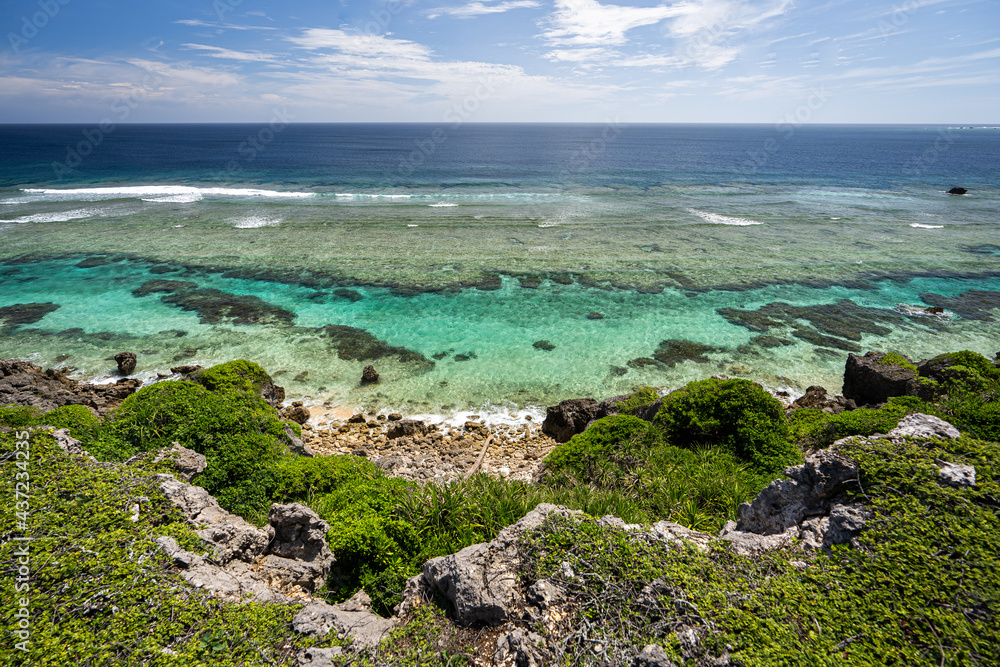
[
  {"left": 533, "top": 340, "right": 556, "bottom": 351},
  {"left": 361, "top": 365, "right": 379, "bottom": 384},
  {"left": 114, "top": 351, "right": 137, "bottom": 375},
  {"left": 947, "top": 186, "right": 967, "bottom": 195},
  {"left": 586, "top": 312, "right": 605, "bottom": 320}
]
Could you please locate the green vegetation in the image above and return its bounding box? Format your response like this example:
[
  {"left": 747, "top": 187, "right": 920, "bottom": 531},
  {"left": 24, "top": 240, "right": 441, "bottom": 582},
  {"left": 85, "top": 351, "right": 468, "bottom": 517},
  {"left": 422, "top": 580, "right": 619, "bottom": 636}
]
[
  {"left": 788, "top": 395, "right": 928, "bottom": 450},
  {"left": 0, "top": 430, "right": 343, "bottom": 667},
  {"left": 0, "top": 404, "right": 42, "bottom": 428},
  {"left": 188, "top": 359, "right": 274, "bottom": 397},
  {"left": 518, "top": 432, "right": 1000, "bottom": 666},
  {"left": 3, "top": 351, "right": 997, "bottom": 665},
  {"left": 612, "top": 386, "right": 659, "bottom": 414},
  {"left": 654, "top": 377, "right": 798, "bottom": 472},
  {"left": 876, "top": 351, "right": 917, "bottom": 371}
]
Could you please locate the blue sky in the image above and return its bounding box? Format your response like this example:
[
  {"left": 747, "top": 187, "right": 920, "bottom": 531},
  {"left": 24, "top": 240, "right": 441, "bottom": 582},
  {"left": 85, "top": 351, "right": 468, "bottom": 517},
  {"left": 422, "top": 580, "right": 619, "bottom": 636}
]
[{"left": 1, "top": 0, "right": 997, "bottom": 123}]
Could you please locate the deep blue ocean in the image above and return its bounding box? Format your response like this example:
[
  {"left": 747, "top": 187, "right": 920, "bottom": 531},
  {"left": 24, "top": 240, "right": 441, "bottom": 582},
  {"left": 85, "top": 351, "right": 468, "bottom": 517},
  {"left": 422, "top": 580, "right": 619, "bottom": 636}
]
[{"left": 1, "top": 124, "right": 998, "bottom": 419}]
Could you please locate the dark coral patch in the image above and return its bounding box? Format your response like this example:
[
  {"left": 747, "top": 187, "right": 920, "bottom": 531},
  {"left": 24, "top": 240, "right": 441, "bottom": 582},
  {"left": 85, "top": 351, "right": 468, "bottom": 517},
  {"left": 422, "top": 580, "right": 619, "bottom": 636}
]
[
  {"left": 0, "top": 302, "right": 60, "bottom": 330},
  {"left": 920, "top": 290, "right": 1000, "bottom": 321},
  {"left": 321, "top": 324, "right": 432, "bottom": 367},
  {"left": 652, "top": 339, "right": 722, "bottom": 367}
]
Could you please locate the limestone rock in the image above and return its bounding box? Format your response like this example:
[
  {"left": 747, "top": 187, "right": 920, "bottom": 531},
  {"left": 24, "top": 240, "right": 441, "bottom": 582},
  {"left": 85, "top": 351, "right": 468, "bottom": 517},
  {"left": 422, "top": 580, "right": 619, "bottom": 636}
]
[
  {"left": 282, "top": 405, "right": 311, "bottom": 425},
  {"left": 292, "top": 596, "right": 394, "bottom": 648},
  {"left": 888, "top": 413, "right": 961, "bottom": 439},
  {"left": 734, "top": 450, "right": 859, "bottom": 535},
  {"left": 114, "top": 351, "right": 137, "bottom": 375},
  {"left": 541, "top": 398, "right": 599, "bottom": 443},
  {"left": 632, "top": 644, "right": 676, "bottom": 667},
  {"left": 937, "top": 462, "right": 976, "bottom": 488},
  {"left": 284, "top": 424, "right": 314, "bottom": 457},
  {"left": 418, "top": 504, "right": 583, "bottom": 626},
  {"left": 296, "top": 647, "right": 344, "bottom": 667},
  {"left": 51, "top": 428, "right": 92, "bottom": 459},
  {"left": 0, "top": 358, "right": 139, "bottom": 415},
  {"left": 494, "top": 628, "right": 547, "bottom": 667},
  {"left": 151, "top": 442, "right": 206, "bottom": 481}
]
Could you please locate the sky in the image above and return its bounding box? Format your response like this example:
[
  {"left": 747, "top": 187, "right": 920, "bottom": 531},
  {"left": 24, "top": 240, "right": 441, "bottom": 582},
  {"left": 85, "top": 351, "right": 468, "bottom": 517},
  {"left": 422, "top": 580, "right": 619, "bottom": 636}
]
[{"left": 1, "top": 0, "right": 997, "bottom": 123}]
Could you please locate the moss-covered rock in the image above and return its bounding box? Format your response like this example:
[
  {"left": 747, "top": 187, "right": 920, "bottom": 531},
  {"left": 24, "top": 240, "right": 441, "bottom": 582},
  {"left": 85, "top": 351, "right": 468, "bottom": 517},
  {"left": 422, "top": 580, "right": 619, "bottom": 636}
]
[{"left": 654, "top": 378, "right": 797, "bottom": 472}]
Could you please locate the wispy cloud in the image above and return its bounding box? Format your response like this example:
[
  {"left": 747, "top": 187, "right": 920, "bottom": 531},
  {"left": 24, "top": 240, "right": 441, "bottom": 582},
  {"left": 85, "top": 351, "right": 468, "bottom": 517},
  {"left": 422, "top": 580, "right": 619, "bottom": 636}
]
[
  {"left": 182, "top": 44, "right": 280, "bottom": 63},
  {"left": 427, "top": 1, "right": 541, "bottom": 20},
  {"left": 542, "top": 0, "right": 685, "bottom": 47}
]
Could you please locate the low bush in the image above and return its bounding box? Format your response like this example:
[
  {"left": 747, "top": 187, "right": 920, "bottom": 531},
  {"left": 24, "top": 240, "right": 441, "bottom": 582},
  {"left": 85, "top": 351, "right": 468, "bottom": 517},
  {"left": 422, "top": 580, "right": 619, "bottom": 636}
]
[
  {"left": 0, "top": 404, "right": 41, "bottom": 428},
  {"left": 612, "top": 386, "right": 660, "bottom": 414},
  {"left": 189, "top": 359, "right": 275, "bottom": 397},
  {"left": 106, "top": 379, "right": 290, "bottom": 520},
  {"left": 788, "top": 396, "right": 928, "bottom": 450},
  {"left": 544, "top": 415, "right": 656, "bottom": 487},
  {"left": 39, "top": 404, "right": 101, "bottom": 440},
  {"left": 654, "top": 378, "right": 798, "bottom": 472}
]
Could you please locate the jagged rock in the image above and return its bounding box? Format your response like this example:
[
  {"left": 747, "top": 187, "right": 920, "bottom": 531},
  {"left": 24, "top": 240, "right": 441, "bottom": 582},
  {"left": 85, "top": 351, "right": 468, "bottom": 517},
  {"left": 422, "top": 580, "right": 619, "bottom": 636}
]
[
  {"left": 156, "top": 478, "right": 337, "bottom": 601},
  {"left": 842, "top": 352, "right": 934, "bottom": 406},
  {"left": 156, "top": 474, "right": 270, "bottom": 564},
  {"left": 632, "top": 644, "right": 676, "bottom": 667},
  {"left": 114, "top": 351, "right": 137, "bottom": 375},
  {"left": 937, "top": 462, "right": 976, "bottom": 488},
  {"left": 296, "top": 647, "right": 344, "bottom": 667},
  {"left": 51, "top": 428, "right": 92, "bottom": 459},
  {"left": 387, "top": 419, "right": 428, "bottom": 440},
  {"left": 947, "top": 187, "right": 967, "bottom": 195},
  {"left": 361, "top": 365, "right": 379, "bottom": 384},
  {"left": 282, "top": 404, "right": 311, "bottom": 425},
  {"left": 170, "top": 364, "right": 202, "bottom": 374},
  {"left": 525, "top": 579, "right": 564, "bottom": 610},
  {"left": 155, "top": 535, "right": 205, "bottom": 569},
  {"left": 646, "top": 521, "right": 713, "bottom": 551},
  {"left": 791, "top": 386, "right": 855, "bottom": 414},
  {"left": 798, "top": 503, "right": 869, "bottom": 551},
  {"left": 284, "top": 424, "right": 314, "bottom": 457},
  {"left": 542, "top": 398, "right": 599, "bottom": 443},
  {"left": 888, "top": 413, "right": 961, "bottom": 439},
  {"left": 734, "top": 450, "right": 859, "bottom": 536},
  {"left": 152, "top": 442, "right": 206, "bottom": 481},
  {"left": 494, "top": 628, "right": 547, "bottom": 667},
  {"left": 0, "top": 358, "right": 140, "bottom": 415},
  {"left": 292, "top": 593, "right": 394, "bottom": 648},
  {"left": 417, "top": 504, "right": 583, "bottom": 626}
]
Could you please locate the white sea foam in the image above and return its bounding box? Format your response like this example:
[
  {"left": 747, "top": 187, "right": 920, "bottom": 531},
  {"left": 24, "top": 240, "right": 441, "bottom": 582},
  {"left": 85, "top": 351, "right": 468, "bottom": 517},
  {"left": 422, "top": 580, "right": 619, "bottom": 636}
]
[
  {"left": 2, "top": 208, "right": 97, "bottom": 223},
  {"left": 429, "top": 202, "right": 458, "bottom": 207},
  {"left": 20, "top": 186, "right": 314, "bottom": 202},
  {"left": 233, "top": 215, "right": 283, "bottom": 229},
  {"left": 687, "top": 208, "right": 762, "bottom": 226},
  {"left": 910, "top": 223, "right": 944, "bottom": 229}
]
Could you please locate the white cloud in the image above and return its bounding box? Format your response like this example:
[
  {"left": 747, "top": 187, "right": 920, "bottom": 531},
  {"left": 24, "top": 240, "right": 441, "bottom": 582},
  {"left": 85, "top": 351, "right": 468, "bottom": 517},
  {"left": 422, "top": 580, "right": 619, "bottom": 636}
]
[
  {"left": 542, "top": 0, "right": 686, "bottom": 47},
  {"left": 289, "top": 28, "right": 434, "bottom": 61},
  {"left": 541, "top": 0, "right": 792, "bottom": 70},
  {"left": 182, "top": 44, "right": 279, "bottom": 63},
  {"left": 427, "top": 1, "right": 541, "bottom": 19}
]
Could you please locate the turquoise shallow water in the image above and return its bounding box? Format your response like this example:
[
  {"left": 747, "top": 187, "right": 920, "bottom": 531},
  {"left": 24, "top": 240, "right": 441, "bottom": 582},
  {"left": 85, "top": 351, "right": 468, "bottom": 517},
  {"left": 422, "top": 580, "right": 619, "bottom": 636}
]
[{"left": 1, "top": 124, "right": 998, "bottom": 414}]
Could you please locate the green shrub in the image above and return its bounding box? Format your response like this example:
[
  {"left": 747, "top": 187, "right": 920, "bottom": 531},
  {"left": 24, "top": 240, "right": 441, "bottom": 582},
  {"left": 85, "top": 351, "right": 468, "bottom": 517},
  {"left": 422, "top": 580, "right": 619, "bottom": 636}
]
[
  {"left": 877, "top": 352, "right": 917, "bottom": 371},
  {"left": 0, "top": 404, "right": 41, "bottom": 428},
  {"left": 613, "top": 386, "right": 660, "bottom": 414},
  {"left": 189, "top": 359, "right": 275, "bottom": 397},
  {"left": 936, "top": 394, "right": 1000, "bottom": 442},
  {"left": 107, "top": 380, "right": 290, "bottom": 520},
  {"left": 654, "top": 378, "right": 797, "bottom": 472},
  {"left": 544, "top": 415, "right": 655, "bottom": 487},
  {"left": 39, "top": 404, "right": 101, "bottom": 440},
  {"left": 920, "top": 350, "right": 1000, "bottom": 395},
  {"left": 788, "top": 396, "right": 928, "bottom": 450}
]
